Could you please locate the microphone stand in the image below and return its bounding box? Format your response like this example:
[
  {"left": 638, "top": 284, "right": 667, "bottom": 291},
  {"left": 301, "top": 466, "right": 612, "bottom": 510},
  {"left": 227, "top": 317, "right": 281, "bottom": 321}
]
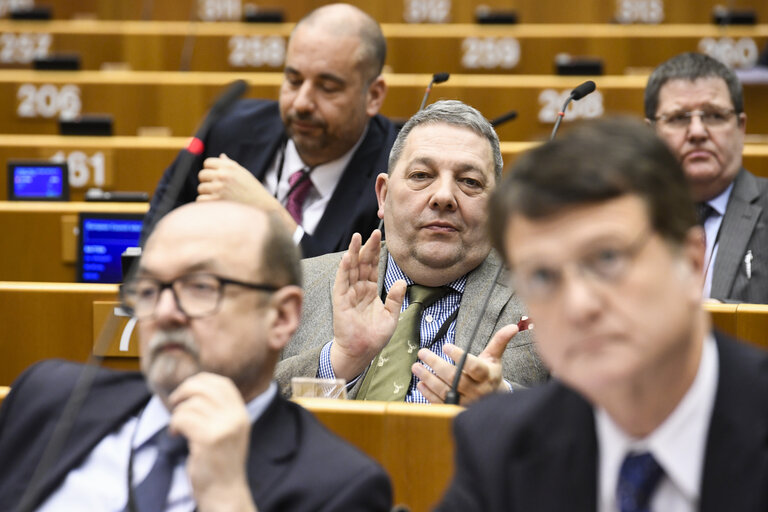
[
  {"left": 445, "top": 81, "right": 596, "bottom": 405},
  {"left": 550, "top": 80, "right": 596, "bottom": 140},
  {"left": 14, "top": 80, "right": 248, "bottom": 512},
  {"left": 444, "top": 265, "right": 504, "bottom": 405},
  {"left": 418, "top": 72, "right": 450, "bottom": 111}
]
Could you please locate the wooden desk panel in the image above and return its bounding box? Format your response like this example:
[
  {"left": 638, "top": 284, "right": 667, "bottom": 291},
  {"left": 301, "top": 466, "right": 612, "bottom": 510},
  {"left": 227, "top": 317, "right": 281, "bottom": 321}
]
[
  {"left": 0, "top": 201, "right": 148, "bottom": 282},
  {"left": 0, "top": 282, "right": 139, "bottom": 386},
  {"left": 735, "top": 304, "right": 768, "bottom": 349},
  {"left": 21, "top": 0, "right": 768, "bottom": 24},
  {"left": 0, "top": 135, "right": 183, "bottom": 200},
  {"left": 293, "top": 398, "right": 459, "bottom": 512},
  {"left": 0, "top": 21, "right": 765, "bottom": 74},
  {"left": 0, "top": 71, "right": 766, "bottom": 142},
  {"left": 1, "top": 136, "right": 767, "bottom": 201},
  {"left": 704, "top": 303, "right": 768, "bottom": 350}
]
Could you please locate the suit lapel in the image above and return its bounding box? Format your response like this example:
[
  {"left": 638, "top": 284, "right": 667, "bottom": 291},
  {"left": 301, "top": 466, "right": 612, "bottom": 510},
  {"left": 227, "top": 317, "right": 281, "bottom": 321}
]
[
  {"left": 700, "top": 333, "right": 768, "bottom": 511},
  {"left": 35, "top": 373, "right": 150, "bottom": 510},
  {"left": 510, "top": 386, "right": 598, "bottom": 511},
  {"left": 310, "top": 121, "right": 385, "bottom": 252},
  {"left": 246, "top": 394, "right": 300, "bottom": 505},
  {"left": 234, "top": 129, "right": 286, "bottom": 182},
  {"left": 711, "top": 169, "right": 762, "bottom": 298},
  {"left": 455, "top": 251, "right": 511, "bottom": 353}
]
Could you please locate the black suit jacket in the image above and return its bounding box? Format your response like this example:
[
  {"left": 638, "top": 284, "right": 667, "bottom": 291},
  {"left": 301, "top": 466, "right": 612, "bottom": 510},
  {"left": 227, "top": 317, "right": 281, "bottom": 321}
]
[
  {"left": 435, "top": 333, "right": 768, "bottom": 511},
  {"left": 143, "top": 100, "right": 398, "bottom": 258},
  {"left": 0, "top": 360, "right": 392, "bottom": 511}
]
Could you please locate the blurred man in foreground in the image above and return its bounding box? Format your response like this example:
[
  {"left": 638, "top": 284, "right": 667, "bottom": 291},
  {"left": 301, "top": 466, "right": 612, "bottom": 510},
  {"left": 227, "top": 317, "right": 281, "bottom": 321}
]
[
  {"left": 646, "top": 52, "right": 768, "bottom": 303},
  {"left": 277, "top": 100, "right": 547, "bottom": 404},
  {"left": 0, "top": 202, "right": 391, "bottom": 511},
  {"left": 437, "top": 118, "right": 768, "bottom": 511}
]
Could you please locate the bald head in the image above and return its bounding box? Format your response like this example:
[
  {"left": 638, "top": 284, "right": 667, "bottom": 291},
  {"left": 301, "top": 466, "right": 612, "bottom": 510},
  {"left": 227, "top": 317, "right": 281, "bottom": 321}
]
[
  {"left": 134, "top": 201, "right": 303, "bottom": 403},
  {"left": 144, "top": 201, "right": 301, "bottom": 288},
  {"left": 293, "top": 3, "right": 386, "bottom": 82}
]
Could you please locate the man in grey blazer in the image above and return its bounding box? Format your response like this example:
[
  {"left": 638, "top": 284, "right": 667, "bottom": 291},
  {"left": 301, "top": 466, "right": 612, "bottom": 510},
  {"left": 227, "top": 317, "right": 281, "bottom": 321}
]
[
  {"left": 646, "top": 52, "right": 768, "bottom": 303},
  {"left": 276, "top": 101, "right": 548, "bottom": 404}
]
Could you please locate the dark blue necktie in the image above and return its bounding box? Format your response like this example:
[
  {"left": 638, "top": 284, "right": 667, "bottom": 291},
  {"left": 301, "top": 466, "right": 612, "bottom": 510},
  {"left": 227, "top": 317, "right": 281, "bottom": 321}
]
[
  {"left": 131, "top": 428, "right": 188, "bottom": 512},
  {"left": 696, "top": 202, "right": 715, "bottom": 226},
  {"left": 617, "top": 451, "right": 664, "bottom": 512}
]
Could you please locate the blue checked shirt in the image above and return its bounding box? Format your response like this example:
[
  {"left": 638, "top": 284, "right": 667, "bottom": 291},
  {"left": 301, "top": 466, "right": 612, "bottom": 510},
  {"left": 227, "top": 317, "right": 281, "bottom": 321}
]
[{"left": 318, "top": 253, "right": 466, "bottom": 403}]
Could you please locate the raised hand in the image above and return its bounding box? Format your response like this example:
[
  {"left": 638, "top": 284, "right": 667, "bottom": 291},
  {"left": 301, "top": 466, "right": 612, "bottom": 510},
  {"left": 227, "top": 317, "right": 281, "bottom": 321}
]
[{"left": 330, "top": 230, "right": 407, "bottom": 381}]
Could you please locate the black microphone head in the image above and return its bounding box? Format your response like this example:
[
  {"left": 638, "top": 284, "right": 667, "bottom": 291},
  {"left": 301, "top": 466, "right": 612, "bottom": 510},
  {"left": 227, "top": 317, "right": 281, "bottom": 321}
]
[
  {"left": 432, "top": 72, "right": 450, "bottom": 84},
  {"left": 210, "top": 79, "right": 248, "bottom": 115},
  {"left": 570, "top": 80, "right": 596, "bottom": 101},
  {"left": 490, "top": 109, "right": 518, "bottom": 127}
]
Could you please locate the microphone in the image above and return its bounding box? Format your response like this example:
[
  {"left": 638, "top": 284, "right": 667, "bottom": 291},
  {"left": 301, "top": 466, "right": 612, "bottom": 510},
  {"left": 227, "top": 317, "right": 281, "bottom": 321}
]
[
  {"left": 570, "top": 80, "right": 596, "bottom": 100},
  {"left": 444, "top": 265, "right": 533, "bottom": 406},
  {"left": 490, "top": 109, "right": 518, "bottom": 128},
  {"left": 14, "top": 79, "right": 248, "bottom": 512},
  {"left": 550, "top": 80, "right": 596, "bottom": 140},
  {"left": 418, "top": 72, "right": 450, "bottom": 111},
  {"left": 141, "top": 79, "right": 248, "bottom": 244}
]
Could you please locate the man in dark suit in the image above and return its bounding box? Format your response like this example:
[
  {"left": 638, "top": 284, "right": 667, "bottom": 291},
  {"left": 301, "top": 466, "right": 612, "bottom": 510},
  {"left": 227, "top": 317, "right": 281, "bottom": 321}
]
[
  {"left": 276, "top": 100, "right": 548, "bottom": 404},
  {"left": 437, "top": 118, "right": 768, "bottom": 511},
  {"left": 645, "top": 52, "right": 768, "bottom": 303},
  {"left": 0, "top": 201, "right": 391, "bottom": 511},
  {"left": 143, "top": 3, "right": 395, "bottom": 258}
]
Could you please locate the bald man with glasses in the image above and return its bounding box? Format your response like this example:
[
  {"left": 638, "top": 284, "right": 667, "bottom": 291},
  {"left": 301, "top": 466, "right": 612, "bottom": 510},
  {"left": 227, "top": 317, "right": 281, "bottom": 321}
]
[
  {"left": 0, "top": 202, "right": 392, "bottom": 512},
  {"left": 645, "top": 52, "right": 768, "bottom": 304}
]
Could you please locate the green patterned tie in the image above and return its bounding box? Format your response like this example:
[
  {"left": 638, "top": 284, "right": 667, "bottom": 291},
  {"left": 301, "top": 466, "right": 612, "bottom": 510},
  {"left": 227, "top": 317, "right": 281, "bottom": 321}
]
[{"left": 357, "top": 285, "right": 448, "bottom": 401}]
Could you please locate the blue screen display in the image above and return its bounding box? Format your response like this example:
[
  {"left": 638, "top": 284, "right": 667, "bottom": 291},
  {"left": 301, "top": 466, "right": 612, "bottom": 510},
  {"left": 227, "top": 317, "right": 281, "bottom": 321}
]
[
  {"left": 80, "top": 217, "right": 143, "bottom": 283},
  {"left": 13, "top": 165, "right": 65, "bottom": 198}
]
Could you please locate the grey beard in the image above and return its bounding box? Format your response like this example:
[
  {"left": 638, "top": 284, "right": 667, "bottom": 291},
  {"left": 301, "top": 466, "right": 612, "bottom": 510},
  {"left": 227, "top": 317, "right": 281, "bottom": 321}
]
[{"left": 142, "top": 329, "right": 201, "bottom": 401}]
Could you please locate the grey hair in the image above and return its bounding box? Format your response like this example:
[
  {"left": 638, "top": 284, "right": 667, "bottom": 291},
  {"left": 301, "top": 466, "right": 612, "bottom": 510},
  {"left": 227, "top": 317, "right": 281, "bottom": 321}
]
[
  {"left": 644, "top": 52, "right": 744, "bottom": 119},
  {"left": 388, "top": 100, "right": 502, "bottom": 179}
]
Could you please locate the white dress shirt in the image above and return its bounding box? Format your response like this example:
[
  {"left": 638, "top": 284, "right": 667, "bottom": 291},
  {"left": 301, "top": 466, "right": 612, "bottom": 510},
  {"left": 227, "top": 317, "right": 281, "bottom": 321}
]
[
  {"left": 263, "top": 126, "right": 368, "bottom": 243},
  {"left": 595, "top": 335, "right": 719, "bottom": 512},
  {"left": 702, "top": 183, "right": 733, "bottom": 298},
  {"left": 39, "top": 382, "right": 278, "bottom": 512}
]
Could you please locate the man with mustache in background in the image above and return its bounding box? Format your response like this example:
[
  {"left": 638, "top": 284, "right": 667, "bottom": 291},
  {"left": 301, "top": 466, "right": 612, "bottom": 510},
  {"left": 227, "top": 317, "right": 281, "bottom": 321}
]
[
  {"left": 0, "top": 201, "right": 391, "bottom": 511},
  {"left": 143, "top": 3, "right": 395, "bottom": 258}
]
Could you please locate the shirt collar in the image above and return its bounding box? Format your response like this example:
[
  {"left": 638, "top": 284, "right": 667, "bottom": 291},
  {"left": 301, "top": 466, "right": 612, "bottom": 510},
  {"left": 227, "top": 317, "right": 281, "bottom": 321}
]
[
  {"left": 383, "top": 252, "right": 467, "bottom": 295},
  {"left": 133, "top": 381, "right": 278, "bottom": 449},
  {"left": 704, "top": 182, "right": 733, "bottom": 217},
  {"left": 595, "top": 334, "right": 719, "bottom": 507},
  {"left": 283, "top": 124, "right": 369, "bottom": 200}
]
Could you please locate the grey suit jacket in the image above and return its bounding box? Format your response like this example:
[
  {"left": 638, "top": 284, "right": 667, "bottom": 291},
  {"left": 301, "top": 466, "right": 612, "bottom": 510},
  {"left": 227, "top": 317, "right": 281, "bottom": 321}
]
[
  {"left": 711, "top": 168, "right": 768, "bottom": 304},
  {"left": 275, "top": 247, "right": 548, "bottom": 398}
]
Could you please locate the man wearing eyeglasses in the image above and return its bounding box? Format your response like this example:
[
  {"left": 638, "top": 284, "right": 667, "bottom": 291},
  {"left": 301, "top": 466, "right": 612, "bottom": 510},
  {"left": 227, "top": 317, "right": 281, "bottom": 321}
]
[
  {"left": 0, "top": 202, "right": 392, "bottom": 511},
  {"left": 645, "top": 52, "right": 768, "bottom": 304},
  {"left": 436, "top": 118, "right": 768, "bottom": 512}
]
